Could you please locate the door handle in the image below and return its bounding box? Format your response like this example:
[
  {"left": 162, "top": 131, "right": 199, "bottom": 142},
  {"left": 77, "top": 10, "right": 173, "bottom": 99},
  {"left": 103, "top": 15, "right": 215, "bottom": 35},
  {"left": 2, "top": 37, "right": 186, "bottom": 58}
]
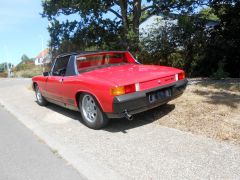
[{"left": 59, "top": 79, "right": 64, "bottom": 83}]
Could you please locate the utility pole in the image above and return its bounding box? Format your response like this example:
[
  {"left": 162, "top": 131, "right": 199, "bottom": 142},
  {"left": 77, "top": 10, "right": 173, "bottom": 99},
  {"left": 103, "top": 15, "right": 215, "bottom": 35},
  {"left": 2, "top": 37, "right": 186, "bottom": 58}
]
[
  {"left": 7, "top": 62, "right": 10, "bottom": 78},
  {"left": 4, "top": 46, "right": 11, "bottom": 78},
  {"left": 40, "top": 35, "right": 44, "bottom": 73}
]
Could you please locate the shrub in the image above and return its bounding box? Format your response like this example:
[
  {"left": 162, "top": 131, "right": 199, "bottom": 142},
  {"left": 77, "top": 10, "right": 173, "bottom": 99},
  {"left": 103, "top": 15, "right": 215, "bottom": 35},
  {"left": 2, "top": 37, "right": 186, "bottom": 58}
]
[
  {"left": 13, "top": 66, "right": 43, "bottom": 78},
  {"left": 211, "top": 61, "right": 229, "bottom": 79},
  {"left": 0, "top": 72, "right": 8, "bottom": 78}
]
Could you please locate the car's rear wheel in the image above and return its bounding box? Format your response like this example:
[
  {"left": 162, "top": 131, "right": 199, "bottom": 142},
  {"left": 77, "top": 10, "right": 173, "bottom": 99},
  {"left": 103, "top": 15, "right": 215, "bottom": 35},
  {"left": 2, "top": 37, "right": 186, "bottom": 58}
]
[
  {"left": 79, "top": 93, "right": 109, "bottom": 129},
  {"left": 35, "top": 84, "right": 48, "bottom": 106}
]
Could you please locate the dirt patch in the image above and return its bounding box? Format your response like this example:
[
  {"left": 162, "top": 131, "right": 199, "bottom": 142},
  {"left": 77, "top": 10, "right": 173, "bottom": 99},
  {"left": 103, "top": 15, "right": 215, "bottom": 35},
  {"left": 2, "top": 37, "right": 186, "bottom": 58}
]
[{"left": 156, "top": 79, "right": 240, "bottom": 144}]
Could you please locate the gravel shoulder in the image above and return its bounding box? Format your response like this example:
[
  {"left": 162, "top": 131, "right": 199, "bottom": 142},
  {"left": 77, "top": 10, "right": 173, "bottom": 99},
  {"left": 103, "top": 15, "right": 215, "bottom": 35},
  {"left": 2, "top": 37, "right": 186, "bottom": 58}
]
[
  {"left": 156, "top": 79, "right": 240, "bottom": 143},
  {"left": 0, "top": 78, "right": 240, "bottom": 179}
]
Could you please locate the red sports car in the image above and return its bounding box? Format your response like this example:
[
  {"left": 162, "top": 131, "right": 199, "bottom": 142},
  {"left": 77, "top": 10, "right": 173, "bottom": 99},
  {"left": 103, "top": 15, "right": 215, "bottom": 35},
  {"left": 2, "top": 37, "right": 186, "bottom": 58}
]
[{"left": 32, "top": 51, "right": 187, "bottom": 129}]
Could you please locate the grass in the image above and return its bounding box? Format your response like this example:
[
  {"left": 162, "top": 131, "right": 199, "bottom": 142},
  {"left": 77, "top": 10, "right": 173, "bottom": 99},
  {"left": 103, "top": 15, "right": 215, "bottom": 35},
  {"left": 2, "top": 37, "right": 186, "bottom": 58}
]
[
  {"left": 14, "top": 66, "right": 43, "bottom": 78},
  {"left": 51, "top": 149, "right": 63, "bottom": 159},
  {"left": 155, "top": 79, "right": 240, "bottom": 144}
]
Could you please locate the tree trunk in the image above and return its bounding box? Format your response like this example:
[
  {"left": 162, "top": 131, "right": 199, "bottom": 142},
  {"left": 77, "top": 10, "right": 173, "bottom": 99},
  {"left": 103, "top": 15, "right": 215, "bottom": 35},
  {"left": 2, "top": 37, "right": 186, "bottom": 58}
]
[
  {"left": 133, "top": 0, "right": 141, "bottom": 36},
  {"left": 119, "top": 0, "right": 129, "bottom": 34},
  {"left": 119, "top": 0, "right": 142, "bottom": 50}
]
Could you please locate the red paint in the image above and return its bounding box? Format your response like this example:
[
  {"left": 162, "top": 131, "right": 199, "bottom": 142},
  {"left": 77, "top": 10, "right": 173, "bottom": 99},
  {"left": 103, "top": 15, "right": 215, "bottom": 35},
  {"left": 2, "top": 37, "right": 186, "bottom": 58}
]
[
  {"left": 32, "top": 52, "right": 185, "bottom": 113},
  {"left": 140, "top": 75, "right": 176, "bottom": 91}
]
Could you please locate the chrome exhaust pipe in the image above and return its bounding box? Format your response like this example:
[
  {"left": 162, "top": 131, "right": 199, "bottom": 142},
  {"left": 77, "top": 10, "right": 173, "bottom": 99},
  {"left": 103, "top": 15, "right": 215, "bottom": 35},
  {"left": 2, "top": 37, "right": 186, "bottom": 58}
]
[{"left": 124, "top": 110, "right": 133, "bottom": 121}]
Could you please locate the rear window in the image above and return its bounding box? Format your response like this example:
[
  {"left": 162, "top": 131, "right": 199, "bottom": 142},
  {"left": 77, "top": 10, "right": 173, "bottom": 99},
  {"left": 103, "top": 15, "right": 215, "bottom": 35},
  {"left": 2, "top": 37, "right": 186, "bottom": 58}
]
[{"left": 76, "top": 53, "right": 128, "bottom": 71}]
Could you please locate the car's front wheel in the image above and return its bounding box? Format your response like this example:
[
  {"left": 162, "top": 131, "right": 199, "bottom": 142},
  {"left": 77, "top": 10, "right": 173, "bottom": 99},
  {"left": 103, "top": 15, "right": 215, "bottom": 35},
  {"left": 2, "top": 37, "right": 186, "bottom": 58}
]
[
  {"left": 35, "top": 84, "right": 48, "bottom": 106},
  {"left": 79, "top": 93, "right": 109, "bottom": 129}
]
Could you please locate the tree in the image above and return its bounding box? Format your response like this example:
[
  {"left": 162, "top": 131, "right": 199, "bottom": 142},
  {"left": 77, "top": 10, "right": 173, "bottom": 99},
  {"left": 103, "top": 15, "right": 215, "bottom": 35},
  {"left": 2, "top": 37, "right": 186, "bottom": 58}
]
[
  {"left": 173, "top": 15, "right": 209, "bottom": 76},
  {"left": 199, "top": 7, "right": 219, "bottom": 21},
  {"left": 42, "top": 0, "right": 208, "bottom": 54},
  {"left": 204, "top": 0, "right": 240, "bottom": 77},
  {"left": 140, "top": 13, "right": 208, "bottom": 76},
  {"left": 0, "top": 62, "right": 14, "bottom": 72},
  {"left": 14, "top": 54, "right": 34, "bottom": 71},
  {"left": 20, "top": 54, "right": 34, "bottom": 64},
  {"left": 140, "top": 17, "right": 176, "bottom": 65}
]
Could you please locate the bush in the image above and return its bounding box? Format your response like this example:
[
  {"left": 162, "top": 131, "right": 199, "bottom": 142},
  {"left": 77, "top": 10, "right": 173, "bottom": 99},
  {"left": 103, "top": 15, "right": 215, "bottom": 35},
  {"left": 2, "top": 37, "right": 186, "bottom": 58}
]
[
  {"left": 211, "top": 61, "right": 229, "bottom": 79},
  {"left": 0, "top": 72, "right": 8, "bottom": 78},
  {"left": 13, "top": 66, "right": 43, "bottom": 78},
  {"left": 168, "top": 52, "right": 184, "bottom": 68}
]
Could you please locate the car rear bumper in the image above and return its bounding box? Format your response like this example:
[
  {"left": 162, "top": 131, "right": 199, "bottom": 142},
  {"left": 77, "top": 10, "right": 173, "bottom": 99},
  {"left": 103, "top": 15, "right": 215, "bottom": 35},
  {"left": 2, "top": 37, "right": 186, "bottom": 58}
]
[{"left": 106, "top": 79, "right": 188, "bottom": 119}]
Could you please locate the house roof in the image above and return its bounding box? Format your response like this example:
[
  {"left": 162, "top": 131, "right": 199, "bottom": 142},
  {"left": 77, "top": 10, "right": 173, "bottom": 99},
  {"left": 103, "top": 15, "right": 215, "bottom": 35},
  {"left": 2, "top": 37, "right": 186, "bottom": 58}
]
[{"left": 35, "top": 48, "right": 49, "bottom": 59}]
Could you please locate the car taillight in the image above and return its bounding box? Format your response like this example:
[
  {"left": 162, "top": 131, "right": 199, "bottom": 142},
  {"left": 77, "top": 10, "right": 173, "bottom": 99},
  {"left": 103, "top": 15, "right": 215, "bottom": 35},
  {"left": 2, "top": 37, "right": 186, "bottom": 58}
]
[
  {"left": 175, "top": 72, "right": 185, "bottom": 81},
  {"left": 124, "top": 84, "right": 136, "bottom": 94},
  {"left": 111, "top": 84, "right": 137, "bottom": 96}
]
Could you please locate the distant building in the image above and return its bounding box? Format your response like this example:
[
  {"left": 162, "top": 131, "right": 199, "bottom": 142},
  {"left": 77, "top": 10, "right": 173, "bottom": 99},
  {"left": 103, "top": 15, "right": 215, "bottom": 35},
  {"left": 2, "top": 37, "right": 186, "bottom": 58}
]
[
  {"left": 35, "top": 48, "right": 51, "bottom": 65},
  {"left": 139, "top": 14, "right": 219, "bottom": 37},
  {"left": 140, "top": 15, "right": 177, "bottom": 38}
]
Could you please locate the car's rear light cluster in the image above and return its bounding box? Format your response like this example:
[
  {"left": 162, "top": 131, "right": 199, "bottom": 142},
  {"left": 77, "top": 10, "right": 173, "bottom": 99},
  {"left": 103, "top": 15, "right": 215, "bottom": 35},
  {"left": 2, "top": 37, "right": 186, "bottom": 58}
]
[
  {"left": 111, "top": 72, "right": 185, "bottom": 96},
  {"left": 175, "top": 72, "right": 185, "bottom": 81},
  {"left": 111, "top": 83, "right": 140, "bottom": 96}
]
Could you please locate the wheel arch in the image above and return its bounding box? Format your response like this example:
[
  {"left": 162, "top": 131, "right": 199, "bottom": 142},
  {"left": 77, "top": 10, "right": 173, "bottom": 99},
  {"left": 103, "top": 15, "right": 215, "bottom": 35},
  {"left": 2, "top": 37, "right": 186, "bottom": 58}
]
[
  {"left": 32, "top": 82, "right": 38, "bottom": 91},
  {"left": 75, "top": 91, "right": 105, "bottom": 112}
]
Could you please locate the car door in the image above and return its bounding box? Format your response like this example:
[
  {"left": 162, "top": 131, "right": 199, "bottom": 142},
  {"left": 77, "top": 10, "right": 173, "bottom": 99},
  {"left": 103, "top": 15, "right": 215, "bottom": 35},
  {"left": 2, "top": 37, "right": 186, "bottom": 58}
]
[
  {"left": 45, "top": 75, "right": 64, "bottom": 103},
  {"left": 59, "top": 55, "right": 79, "bottom": 109},
  {"left": 45, "top": 56, "right": 70, "bottom": 104}
]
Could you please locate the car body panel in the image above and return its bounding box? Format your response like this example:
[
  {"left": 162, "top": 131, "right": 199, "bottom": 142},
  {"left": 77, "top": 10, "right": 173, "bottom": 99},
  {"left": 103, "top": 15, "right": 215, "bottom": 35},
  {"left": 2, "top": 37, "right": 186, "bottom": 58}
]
[
  {"left": 81, "top": 64, "right": 181, "bottom": 86},
  {"left": 32, "top": 51, "right": 187, "bottom": 117},
  {"left": 59, "top": 75, "right": 116, "bottom": 112}
]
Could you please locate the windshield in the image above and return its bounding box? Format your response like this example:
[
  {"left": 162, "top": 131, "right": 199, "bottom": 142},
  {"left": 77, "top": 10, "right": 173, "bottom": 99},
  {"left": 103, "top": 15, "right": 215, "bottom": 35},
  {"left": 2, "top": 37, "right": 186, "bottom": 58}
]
[{"left": 76, "top": 52, "right": 130, "bottom": 72}]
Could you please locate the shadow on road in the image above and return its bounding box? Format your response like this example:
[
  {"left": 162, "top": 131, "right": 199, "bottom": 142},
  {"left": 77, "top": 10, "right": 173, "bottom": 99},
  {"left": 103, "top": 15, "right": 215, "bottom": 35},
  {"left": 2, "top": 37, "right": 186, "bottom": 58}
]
[
  {"left": 40, "top": 102, "right": 81, "bottom": 121},
  {"left": 38, "top": 101, "right": 175, "bottom": 133},
  {"left": 193, "top": 90, "right": 240, "bottom": 108},
  {"left": 103, "top": 104, "right": 175, "bottom": 133}
]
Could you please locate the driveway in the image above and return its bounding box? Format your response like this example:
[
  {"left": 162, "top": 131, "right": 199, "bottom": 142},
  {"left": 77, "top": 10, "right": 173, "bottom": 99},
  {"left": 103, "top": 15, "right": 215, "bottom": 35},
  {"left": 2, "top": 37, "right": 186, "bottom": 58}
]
[{"left": 0, "top": 78, "right": 240, "bottom": 179}]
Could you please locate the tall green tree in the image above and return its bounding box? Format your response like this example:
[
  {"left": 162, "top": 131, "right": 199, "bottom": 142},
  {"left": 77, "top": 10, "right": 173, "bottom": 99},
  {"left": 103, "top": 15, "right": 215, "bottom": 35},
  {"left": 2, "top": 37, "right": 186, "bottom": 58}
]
[
  {"left": 20, "top": 54, "right": 32, "bottom": 63},
  {"left": 199, "top": 7, "right": 219, "bottom": 21},
  {"left": 14, "top": 54, "right": 34, "bottom": 71},
  {"left": 140, "top": 18, "right": 176, "bottom": 65},
  {"left": 140, "top": 14, "right": 208, "bottom": 76},
  {"left": 42, "top": 0, "right": 208, "bottom": 54},
  {"left": 204, "top": 0, "right": 240, "bottom": 77}
]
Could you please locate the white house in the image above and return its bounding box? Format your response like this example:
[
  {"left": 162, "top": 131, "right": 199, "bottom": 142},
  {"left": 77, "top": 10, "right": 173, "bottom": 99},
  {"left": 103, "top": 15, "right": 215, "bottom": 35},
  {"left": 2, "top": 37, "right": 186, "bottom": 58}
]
[{"left": 35, "top": 48, "right": 51, "bottom": 65}]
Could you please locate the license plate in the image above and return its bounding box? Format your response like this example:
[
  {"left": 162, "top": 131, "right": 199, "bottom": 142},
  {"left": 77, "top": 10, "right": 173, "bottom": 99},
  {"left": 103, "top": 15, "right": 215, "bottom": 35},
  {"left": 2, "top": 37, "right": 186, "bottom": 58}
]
[{"left": 148, "top": 88, "right": 172, "bottom": 103}]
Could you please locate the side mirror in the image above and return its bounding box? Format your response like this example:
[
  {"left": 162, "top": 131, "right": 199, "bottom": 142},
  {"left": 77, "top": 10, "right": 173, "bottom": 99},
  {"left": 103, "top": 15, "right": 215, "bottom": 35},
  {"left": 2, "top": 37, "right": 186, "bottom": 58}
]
[{"left": 43, "top": 72, "right": 49, "bottom": 76}]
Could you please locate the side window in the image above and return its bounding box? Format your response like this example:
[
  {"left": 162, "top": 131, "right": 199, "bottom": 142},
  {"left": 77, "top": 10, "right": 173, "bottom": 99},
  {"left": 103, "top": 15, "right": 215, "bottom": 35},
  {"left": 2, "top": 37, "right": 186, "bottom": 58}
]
[{"left": 52, "top": 56, "right": 70, "bottom": 76}]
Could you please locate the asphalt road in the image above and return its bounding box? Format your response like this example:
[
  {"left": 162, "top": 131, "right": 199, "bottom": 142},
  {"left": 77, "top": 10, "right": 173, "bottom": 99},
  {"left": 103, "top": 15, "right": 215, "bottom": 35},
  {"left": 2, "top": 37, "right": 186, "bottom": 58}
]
[{"left": 0, "top": 105, "right": 84, "bottom": 180}]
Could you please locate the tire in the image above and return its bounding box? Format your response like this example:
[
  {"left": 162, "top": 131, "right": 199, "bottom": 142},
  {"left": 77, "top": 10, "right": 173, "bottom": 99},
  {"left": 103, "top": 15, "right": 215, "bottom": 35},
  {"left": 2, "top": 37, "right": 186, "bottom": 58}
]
[
  {"left": 35, "top": 84, "right": 48, "bottom": 106},
  {"left": 79, "top": 93, "right": 109, "bottom": 129}
]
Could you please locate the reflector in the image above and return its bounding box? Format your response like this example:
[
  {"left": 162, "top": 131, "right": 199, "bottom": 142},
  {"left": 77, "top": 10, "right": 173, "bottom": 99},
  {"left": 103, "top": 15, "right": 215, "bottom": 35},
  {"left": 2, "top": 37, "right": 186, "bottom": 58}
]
[{"left": 111, "top": 86, "right": 125, "bottom": 96}]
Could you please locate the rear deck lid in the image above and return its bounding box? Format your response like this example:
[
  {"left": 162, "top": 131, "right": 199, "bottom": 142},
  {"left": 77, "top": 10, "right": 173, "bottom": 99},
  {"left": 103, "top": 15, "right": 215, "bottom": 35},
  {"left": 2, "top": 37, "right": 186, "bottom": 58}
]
[{"left": 82, "top": 64, "right": 181, "bottom": 90}]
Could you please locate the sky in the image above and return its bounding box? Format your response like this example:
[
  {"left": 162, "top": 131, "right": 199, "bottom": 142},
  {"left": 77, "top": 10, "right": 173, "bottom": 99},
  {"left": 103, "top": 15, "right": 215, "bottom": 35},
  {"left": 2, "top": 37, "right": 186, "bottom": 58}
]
[
  {"left": 0, "top": 0, "right": 201, "bottom": 65},
  {"left": 0, "top": 0, "right": 50, "bottom": 65}
]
